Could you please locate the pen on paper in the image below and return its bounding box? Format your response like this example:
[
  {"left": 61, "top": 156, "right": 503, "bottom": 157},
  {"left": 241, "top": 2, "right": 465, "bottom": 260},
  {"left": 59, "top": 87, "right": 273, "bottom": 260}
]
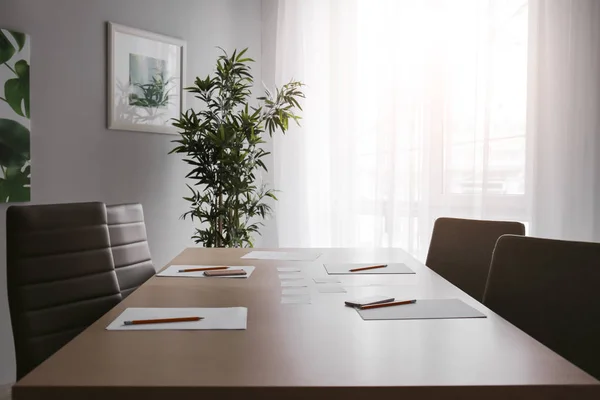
[
  {"left": 178, "top": 266, "right": 228, "bottom": 273},
  {"left": 349, "top": 264, "right": 388, "bottom": 272},
  {"left": 359, "top": 300, "right": 416, "bottom": 310},
  {"left": 123, "top": 316, "right": 203, "bottom": 325}
]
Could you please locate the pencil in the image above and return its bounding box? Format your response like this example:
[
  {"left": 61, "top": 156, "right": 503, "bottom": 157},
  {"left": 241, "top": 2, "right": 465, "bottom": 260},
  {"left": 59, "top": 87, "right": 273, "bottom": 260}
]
[
  {"left": 123, "top": 316, "right": 203, "bottom": 325},
  {"left": 359, "top": 299, "right": 416, "bottom": 310},
  {"left": 178, "top": 266, "right": 228, "bottom": 273},
  {"left": 349, "top": 264, "right": 388, "bottom": 272}
]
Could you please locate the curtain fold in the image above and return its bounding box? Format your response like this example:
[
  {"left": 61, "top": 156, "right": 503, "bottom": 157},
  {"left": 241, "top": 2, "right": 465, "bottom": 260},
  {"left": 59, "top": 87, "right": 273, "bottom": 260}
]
[{"left": 528, "top": 0, "right": 600, "bottom": 242}]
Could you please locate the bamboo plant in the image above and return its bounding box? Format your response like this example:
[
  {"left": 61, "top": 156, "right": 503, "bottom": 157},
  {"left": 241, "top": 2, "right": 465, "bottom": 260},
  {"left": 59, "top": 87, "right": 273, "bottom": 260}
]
[{"left": 171, "top": 48, "right": 304, "bottom": 247}]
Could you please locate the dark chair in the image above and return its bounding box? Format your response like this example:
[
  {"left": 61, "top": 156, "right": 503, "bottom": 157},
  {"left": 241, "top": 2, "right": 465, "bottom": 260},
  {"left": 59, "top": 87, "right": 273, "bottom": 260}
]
[
  {"left": 106, "top": 203, "right": 155, "bottom": 298},
  {"left": 6, "top": 202, "right": 122, "bottom": 379},
  {"left": 425, "top": 217, "right": 525, "bottom": 302},
  {"left": 484, "top": 235, "right": 600, "bottom": 379}
]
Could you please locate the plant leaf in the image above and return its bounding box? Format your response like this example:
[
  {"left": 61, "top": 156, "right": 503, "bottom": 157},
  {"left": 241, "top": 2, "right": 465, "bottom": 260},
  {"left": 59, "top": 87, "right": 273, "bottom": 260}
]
[
  {"left": 170, "top": 47, "right": 304, "bottom": 248},
  {"left": 0, "top": 164, "right": 30, "bottom": 203},
  {"left": 8, "top": 31, "right": 26, "bottom": 51},
  {"left": 0, "top": 30, "right": 17, "bottom": 65},
  {"left": 4, "top": 59, "right": 30, "bottom": 117},
  {"left": 0, "top": 119, "right": 30, "bottom": 167}
]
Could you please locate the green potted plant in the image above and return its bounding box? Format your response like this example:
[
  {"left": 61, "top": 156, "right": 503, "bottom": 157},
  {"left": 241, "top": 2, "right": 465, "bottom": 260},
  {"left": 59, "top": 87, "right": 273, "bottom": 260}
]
[{"left": 171, "top": 48, "right": 304, "bottom": 247}]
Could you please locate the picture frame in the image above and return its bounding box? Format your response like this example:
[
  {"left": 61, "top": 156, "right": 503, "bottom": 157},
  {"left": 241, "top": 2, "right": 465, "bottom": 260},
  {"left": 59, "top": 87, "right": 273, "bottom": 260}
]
[{"left": 107, "top": 22, "right": 186, "bottom": 135}]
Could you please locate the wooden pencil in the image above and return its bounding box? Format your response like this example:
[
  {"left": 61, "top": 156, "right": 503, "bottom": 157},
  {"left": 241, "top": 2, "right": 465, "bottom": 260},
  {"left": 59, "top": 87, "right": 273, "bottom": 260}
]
[
  {"left": 123, "top": 316, "right": 203, "bottom": 325},
  {"left": 178, "top": 266, "right": 228, "bottom": 273},
  {"left": 359, "top": 299, "right": 416, "bottom": 310},
  {"left": 349, "top": 264, "right": 387, "bottom": 272}
]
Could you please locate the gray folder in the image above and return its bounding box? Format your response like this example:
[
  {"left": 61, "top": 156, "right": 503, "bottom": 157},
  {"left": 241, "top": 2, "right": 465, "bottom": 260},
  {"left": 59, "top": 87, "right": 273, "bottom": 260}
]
[
  {"left": 324, "top": 263, "right": 415, "bottom": 275},
  {"left": 357, "top": 299, "right": 486, "bottom": 320}
]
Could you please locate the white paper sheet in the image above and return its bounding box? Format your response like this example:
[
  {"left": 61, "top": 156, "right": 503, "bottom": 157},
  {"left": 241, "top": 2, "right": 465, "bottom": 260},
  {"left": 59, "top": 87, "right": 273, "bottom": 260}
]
[
  {"left": 281, "top": 280, "right": 309, "bottom": 287},
  {"left": 241, "top": 251, "right": 321, "bottom": 261},
  {"left": 278, "top": 273, "right": 305, "bottom": 281},
  {"left": 316, "top": 284, "right": 347, "bottom": 293},
  {"left": 157, "top": 265, "right": 255, "bottom": 279},
  {"left": 282, "top": 287, "right": 310, "bottom": 295},
  {"left": 356, "top": 299, "right": 486, "bottom": 320},
  {"left": 324, "top": 263, "right": 414, "bottom": 275},
  {"left": 277, "top": 267, "right": 303, "bottom": 272},
  {"left": 313, "top": 277, "right": 342, "bottom": 284},
  {"left": 106, "top": 307, "right": 248, "bottom": 330},
  {"left": 281, "top": 295, "right": 312, "bottom": 304}
]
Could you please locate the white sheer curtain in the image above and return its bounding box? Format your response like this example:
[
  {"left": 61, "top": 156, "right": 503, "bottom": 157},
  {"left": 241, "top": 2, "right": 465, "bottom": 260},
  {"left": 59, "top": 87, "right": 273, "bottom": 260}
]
[
  {"left": 528, "top": 0, "right": 600, "bottom": 242},
  {"left": 263, "top": 0, "right": 600, "bottom": 258}
]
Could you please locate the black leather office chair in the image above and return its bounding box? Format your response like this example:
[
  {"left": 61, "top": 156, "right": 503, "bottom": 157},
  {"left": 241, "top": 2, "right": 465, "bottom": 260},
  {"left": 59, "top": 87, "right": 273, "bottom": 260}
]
[
  {"left": 425, "top": 217, "right": 525, "bottom": 302},
  {"left": 6, "top": 202, "right": 122, "bottom": 379},
  {"left": 107, "top": 203, "right": 155, "bottom": 298},
  {"left": 484, "top": 235, "right": 600, "bottom": 379}
]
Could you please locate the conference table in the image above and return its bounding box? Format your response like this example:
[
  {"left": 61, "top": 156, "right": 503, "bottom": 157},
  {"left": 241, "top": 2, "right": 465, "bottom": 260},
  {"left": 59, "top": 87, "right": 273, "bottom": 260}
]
[{"left": 13, "top": 248, "right": 600, "bottom": 400}]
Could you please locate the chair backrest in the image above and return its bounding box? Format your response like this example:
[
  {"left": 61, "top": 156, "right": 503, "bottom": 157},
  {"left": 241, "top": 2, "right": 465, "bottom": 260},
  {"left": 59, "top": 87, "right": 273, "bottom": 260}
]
[
  {"left": 106, "top": 203, "right": 155, "bottom": 298},
  {"left": 484, "top": 235, "right": 600, "bottom": 379},
  {"left": 6, "top": 202, "right": 122, "bottom": 379},
  {"left": 425, "top": 217, "right": 525, "bottom": 301}
]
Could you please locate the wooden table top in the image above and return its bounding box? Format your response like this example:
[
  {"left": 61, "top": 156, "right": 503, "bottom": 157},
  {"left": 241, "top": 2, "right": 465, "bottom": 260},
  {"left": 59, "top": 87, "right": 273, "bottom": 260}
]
[{"left": 13, "top": 248, "right": 600, "bottom": 400}]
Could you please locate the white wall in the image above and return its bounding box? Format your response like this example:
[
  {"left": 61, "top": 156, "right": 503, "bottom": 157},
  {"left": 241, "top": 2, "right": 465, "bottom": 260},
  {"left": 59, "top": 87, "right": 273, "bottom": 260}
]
[
  {"left": 258, "top": 0, "right": 279, "bottom": 248},
  {"left": 0, "top": 0, "right": 262, "bottom": 383}
]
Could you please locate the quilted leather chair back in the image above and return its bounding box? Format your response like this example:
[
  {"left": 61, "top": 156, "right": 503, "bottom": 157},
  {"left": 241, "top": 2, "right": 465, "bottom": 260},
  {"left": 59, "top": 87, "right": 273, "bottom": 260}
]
[
  {"left": 107, "top": 203, "right": 155, "bottom": 298},
  {"left": 6, "top": 202, "right": 122, "bottom": 379}
]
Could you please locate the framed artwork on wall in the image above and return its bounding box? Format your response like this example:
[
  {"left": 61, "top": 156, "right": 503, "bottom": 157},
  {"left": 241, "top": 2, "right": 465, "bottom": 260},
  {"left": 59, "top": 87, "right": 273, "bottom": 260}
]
[
  {"left": 107, "top": 22, "right": 186, "bottom": 135},
  {"left": 0, "top": 28, "right": 31, "bottom": 202}
]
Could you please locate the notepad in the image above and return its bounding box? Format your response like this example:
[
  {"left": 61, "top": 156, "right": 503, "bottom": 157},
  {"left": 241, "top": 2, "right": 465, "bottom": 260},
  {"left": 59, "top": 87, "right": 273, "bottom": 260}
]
[
  {"left": 241, "top": 251, "right": 322, "bottom": 261},
  {"left": 157, "top": 265, "right": 255, "bottom": 278},
  {"left": 106, "top": 307, "right": 248, "bottom": 330},
  {"left": 356, "top": 299, "right": 486, "bottom": 320},
  {"left": 324, "top": 263, "right": 414, "bottom": 275}
]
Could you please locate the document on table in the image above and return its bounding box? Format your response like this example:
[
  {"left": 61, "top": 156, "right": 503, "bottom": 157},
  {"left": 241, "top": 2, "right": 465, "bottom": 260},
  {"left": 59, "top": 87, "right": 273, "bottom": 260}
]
[
  {"left": 281, "top": 294, "right": 312, "bottom": 304},
  {"left": 356, "top": 299, "right": 486, "bottom": 320},
  {"left": 282, "top": 287, "right": 310, "bottom": 295},
  {"left": 241, "top": 251, "right": 322, "bottom": 261},
  {"left": 106, "top": 307, "right": 248, "bottom": 330},
  {"left": 277, "top": 267, "right": 303, "bottom": 272},
  {"left": 281, "top": 280, "right": 309, "bottom": 287},
  {"left": 324, "top": 263, "right": 414, "bottom": 275},
  {"left": 313, "top": 277, "right": 341, "bottom": 284},
  {"left": 157, "top": 265, "right": 255, "bottom": 278},
  {"left": 278, "top": 273, "right": 305, "bottom": 281}
]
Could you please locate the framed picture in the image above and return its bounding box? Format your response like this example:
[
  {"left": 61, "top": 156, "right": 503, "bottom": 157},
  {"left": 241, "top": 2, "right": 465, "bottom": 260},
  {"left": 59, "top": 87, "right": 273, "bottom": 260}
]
[{"left": 107, "top": 22, "right": 186, "bottom": 135}]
